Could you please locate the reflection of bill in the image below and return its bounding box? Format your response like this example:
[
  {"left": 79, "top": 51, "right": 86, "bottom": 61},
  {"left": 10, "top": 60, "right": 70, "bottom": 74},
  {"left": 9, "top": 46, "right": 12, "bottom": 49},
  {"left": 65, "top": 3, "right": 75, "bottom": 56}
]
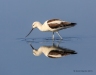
[{"left": 30, "top": 44, "right": 77, "bottom": 58}]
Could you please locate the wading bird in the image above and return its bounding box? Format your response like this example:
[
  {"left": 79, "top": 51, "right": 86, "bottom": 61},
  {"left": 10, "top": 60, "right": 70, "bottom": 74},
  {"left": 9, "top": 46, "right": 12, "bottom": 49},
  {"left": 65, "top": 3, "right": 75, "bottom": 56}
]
[{"left": 25, "top": 19, "right": 76, "bottom": 39}]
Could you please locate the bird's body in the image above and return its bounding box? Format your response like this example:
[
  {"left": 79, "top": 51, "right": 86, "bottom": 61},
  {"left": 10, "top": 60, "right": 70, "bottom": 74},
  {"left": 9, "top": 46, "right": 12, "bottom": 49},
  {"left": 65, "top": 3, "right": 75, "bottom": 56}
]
[
  {"left": 30, "top": 44, "right": 77, "bottom": 58},
  {"left": 26, "top": 19, "right": 76, "bottom": 39}
]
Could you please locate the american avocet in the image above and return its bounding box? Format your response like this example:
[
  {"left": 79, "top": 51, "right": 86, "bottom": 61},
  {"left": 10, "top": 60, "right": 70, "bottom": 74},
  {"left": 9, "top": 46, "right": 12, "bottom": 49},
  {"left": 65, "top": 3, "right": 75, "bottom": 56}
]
[
  {"left": 30, "top": 44, "right": 77, "bottom": 58},
  {"left": 26, "top": 19, "right": 76, "bottom": 39}
]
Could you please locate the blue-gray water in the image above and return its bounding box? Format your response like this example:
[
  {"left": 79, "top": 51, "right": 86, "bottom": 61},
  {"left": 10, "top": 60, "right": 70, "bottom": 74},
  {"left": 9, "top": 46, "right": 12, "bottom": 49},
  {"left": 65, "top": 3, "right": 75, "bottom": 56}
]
[{"left": 0, "top": 0, "right": 96, "bottom": 75}]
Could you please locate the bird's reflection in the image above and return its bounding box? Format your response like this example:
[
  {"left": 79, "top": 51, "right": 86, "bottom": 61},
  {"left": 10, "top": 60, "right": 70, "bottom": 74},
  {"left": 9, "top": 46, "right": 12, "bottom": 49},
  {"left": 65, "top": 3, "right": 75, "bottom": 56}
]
[{"left": 29, "top": 41, "right": 77, "bottom": 58}]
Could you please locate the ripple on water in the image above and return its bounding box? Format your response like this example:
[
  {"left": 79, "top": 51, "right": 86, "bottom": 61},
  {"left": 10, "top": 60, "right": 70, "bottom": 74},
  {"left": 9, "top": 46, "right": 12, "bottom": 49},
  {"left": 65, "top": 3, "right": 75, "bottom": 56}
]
[{"left": 17, "top": 36, "right": 81, "bottom": 44}]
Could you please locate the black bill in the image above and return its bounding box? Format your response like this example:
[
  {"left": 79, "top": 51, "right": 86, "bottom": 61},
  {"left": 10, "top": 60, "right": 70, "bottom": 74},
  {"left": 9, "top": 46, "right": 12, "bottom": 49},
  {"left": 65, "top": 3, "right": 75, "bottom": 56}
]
[
  {"left": 25, "top": 28, "right": 34, "bottom": 37},
  {"left": 30, "top": 44, "right": 35, "bottom": 49}
]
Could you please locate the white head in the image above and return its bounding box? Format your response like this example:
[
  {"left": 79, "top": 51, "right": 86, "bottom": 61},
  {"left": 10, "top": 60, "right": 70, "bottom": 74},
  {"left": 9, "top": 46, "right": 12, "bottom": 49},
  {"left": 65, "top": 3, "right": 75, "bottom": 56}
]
[
  {"left": 25, "top": 21, "right": 41, "bottom": 37},
  {"left": 33, "top": 50, "right": 41, "bottom": 56},
  {"left": 32, "top": 21, "right": 41, "bottom": 28}
]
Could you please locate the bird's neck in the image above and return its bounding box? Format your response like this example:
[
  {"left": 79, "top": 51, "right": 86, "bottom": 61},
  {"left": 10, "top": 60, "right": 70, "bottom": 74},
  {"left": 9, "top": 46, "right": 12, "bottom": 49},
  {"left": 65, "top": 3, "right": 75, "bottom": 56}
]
[
  {"left": 37, "top": 23, "right": 47, "bottom": 31},
  {"left": 34, "top": 46, "right": 50, "bottom": 57},
  {"left": 36, "top": 23, "right": 44, "bottom": 31},
  {"left": 34, "top": 49, "right": 42, "bottom": 56}
]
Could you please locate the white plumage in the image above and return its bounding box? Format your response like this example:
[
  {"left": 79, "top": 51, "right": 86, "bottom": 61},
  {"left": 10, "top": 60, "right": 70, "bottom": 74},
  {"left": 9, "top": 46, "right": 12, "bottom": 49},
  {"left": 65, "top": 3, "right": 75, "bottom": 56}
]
[
  {"left": 30, "top": 44, "right": 77, "bottom": 58},
  {"left": 26, "top": 19, "right": 76, "bottom": 39}
]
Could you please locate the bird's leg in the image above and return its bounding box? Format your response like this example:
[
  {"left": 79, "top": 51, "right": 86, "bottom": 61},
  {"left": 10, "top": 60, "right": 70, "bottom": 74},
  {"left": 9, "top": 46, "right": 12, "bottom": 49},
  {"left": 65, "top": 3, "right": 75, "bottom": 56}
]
[
  {"left": 52, "top": 32, "right": 55, "bottom": 40},
  {"left": 56, "top": 40, "right": 62, "bottom": 47},
  {"left": 56, "top": 32, "right": 63, "bottom": 40}
]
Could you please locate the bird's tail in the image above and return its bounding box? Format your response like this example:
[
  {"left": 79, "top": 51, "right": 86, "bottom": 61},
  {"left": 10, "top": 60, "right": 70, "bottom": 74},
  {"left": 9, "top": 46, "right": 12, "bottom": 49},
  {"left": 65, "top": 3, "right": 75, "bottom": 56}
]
[
  {"left": 62, "top": 50, "right": 77, "bottom": 56},
  {"left": 70, "top": 23, "right": 77, "bottom": 26},
  {"left": 66, "top": 50, "right": 77, "bottom": 54}
]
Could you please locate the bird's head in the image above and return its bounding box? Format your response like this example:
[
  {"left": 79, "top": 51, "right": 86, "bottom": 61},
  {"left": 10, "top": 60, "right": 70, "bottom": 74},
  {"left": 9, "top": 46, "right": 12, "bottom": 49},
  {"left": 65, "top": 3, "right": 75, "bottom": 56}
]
[
  {"left": 33, "top": 50, "right": 40, "bottom": 56},
  {"left": 32, "top": 21, "right": 41, "bottom": 28},
  {"left": 25, "top": 21, "right": 40, "bottom": 37}
]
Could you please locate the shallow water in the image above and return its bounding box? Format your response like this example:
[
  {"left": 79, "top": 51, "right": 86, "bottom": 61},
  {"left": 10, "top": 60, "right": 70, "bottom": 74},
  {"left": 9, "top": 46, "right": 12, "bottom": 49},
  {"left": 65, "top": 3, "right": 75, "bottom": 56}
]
[
  {"left": 1, "top": 36, "right": 96, "bottom": 75},
  {"left": 19, "top": 36, "right": 96, "bottom": 75}
]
